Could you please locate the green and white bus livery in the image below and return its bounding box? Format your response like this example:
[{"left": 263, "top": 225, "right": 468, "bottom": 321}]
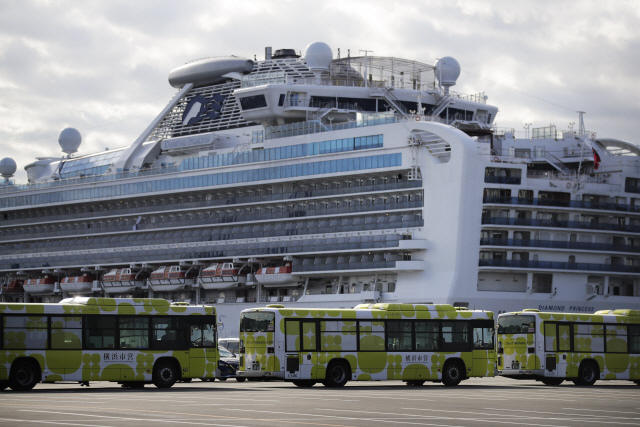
[
  {"left": 497, "top": 308, "right": 640, "bottom": 386},
  {"left": 238, "top": 303, "right": 495, "bottom": 387},
  {"left": 0, "top": 297, "right": 218, "bottom": 391}
]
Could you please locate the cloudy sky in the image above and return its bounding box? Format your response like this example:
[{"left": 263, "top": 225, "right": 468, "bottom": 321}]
[{"left": 1, "top": 0, "right": 639, "bottom": 183}]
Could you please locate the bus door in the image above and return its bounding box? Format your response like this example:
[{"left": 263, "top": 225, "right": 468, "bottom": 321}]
[
  {"left": 284, "top": 319, "right": 301, "bottom": 380},
  {"left": 543, "top": 322, "right": 571, "bottom": 377},
  {"left": 472, "top": 319, "right": 495, "bottom": 376},
  {"left": 299, "top": 320, "right": 319, "bottom": 379}
]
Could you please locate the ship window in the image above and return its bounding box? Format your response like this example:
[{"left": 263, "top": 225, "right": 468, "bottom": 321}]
[{"left": 239, "top": 95, "right": 267, "bottom": 110}]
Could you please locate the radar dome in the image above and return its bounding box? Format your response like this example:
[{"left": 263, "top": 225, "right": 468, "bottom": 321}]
[
  {"left": 304, "top": 42, "right": 333, "bottom": 71},
  {"left": 0, "top": 157, "right": 17, "bottom": 178},
  {"left": 58, "top": 127, "right": 82, "bottom": 155},
  {"left": 434, "top": 56, "right": 461, "bottom": 91}
]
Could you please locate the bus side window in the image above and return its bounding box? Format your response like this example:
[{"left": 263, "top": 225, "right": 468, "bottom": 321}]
[{"left": 472, "top": 320, "right": 494, "bottom": 350}]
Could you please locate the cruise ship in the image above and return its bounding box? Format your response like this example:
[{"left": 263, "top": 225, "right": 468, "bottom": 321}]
[{"left": 1, "top": 42, "right": 638, "bottom": 336}]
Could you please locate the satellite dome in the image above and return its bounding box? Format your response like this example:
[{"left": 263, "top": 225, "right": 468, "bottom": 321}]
[
  {"left": 434, "top": 56, "right": 461, "bottom": 88},
  {"left": 0, "top": 157, "right": 17, "bottom": 178},
  {"left": 304, "top": 42, "right": 333, "bottom": 71},
  {"left": 58, "top": 127, "right": 82, "bottom": 155}
]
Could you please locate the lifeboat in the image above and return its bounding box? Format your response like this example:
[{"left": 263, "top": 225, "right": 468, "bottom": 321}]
[
  {"left": 254, "top": 263, "right": 298, "bottom": 287},
  {"left": 101, "top": 268, "right": 144, "bottom": 294},
  {"left": 23, "top": 275, "right": 56, "bottom": 294},
  {"left": 60, "top": 273, "right": 96, "bottom": 294},
  {"left": 1, "top": 279, "right": 24, "bottom": 294},
  {"left": 198, "top": 262, "right": 247, "bottom": 290},
  {"left": 148, "top": 265, "right": 195, "bottom": 292}
]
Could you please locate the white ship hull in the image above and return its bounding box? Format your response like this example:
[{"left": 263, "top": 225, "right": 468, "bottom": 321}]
[{"left": 1, "top": 41, "right": 638, "bottom": 326}]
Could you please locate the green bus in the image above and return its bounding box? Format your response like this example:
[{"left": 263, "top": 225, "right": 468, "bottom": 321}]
[{"left": 0, "top": 297, "right": 218, "bottom": 391}]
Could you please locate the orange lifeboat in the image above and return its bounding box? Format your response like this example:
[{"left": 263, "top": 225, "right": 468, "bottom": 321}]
[
  {"left": 23, "top": 275, "right": 56, "bottom": 294},
  {"left": 254, "top": 263, "right": 298, "bottom": 287},
  {"left": 101, "top": 268, "right": 144, "bottom": 294},
  {"left": 60, "top": 273, "right": 96, "bottom": 294},
  {"left": 1, "top": 279, "right": 24, "bottom": 294},
  {"left": 199, "top": 262, "right": 247, "bottom": 290},
  {"left": 148, "top": 265, "right": 194, "bottom": 291}
]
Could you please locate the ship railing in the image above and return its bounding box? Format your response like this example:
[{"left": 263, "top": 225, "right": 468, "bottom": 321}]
[
  {"left": 0, "top": 221, "right": 420, "bottom": 257},
  {"left": 479, "top": 259, "right": 640, "bottom": 274},
  {"left": 0, "top": 231, "right": 417, "bottom": 270},
  {"left": 480, "top": 238, "right": 640, "bottom": 254},
  {"left": 264, "top": 113, "right": 399, "bottom": 140},
  {"left": 0, "top": 180, "right": 422, "bottom": 227},
  {"left": 482, "top": 217, "right": 640, "bottom": 233},
  {"left": 0, "top": 165, "right": 180, "bottom": 195},
  {"left": 0, "top": 202, "right": 423, "bottom": 245},
  {"left": 482, "top": 196, "right": 638, "bottom": 213}
]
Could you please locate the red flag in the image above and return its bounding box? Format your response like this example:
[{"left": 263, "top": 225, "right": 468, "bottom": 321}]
[{"left": 592, "top": 148, "right": 601, "bottom": 170}]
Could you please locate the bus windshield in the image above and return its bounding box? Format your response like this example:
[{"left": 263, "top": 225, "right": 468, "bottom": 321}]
[
  {"left": 497, "top": 315, "right": 535, "bottom": 334},
  {"left": 240, "top": 311, "right": 275, "bottom": 332}
]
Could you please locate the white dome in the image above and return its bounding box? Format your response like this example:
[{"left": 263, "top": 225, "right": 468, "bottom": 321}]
[
  {"left": 304, "top": 41, "right": 333, "bottom": 71},
  {"left": 58, "top": 127, "right": 82, "bottom": 154},
  {"left": 435, "top": 56, "right": 461, "bottom": 87},
  {"left": 0, "top": 157, "right": 17, "bottom": 178}
]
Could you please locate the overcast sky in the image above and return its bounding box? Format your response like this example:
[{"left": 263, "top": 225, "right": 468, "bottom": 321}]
[{"left": 1, "top": 0, "right": 639, "bottom": 183}]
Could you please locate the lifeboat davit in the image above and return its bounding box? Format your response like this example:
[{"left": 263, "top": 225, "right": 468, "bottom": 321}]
[
  {"left": 1, "top": 279, "right": 24, "bottom": 294},
  {"left": 60, "top": 273, "right": 96, "bottom": 294},
  {"left": 254, "top": 263, "right": 298, "bottom": 287},
  {"left": 101, "top": 268, "right": 144, "bottom": 294},
  {"left": 23, "top": 275, "right": 56, "bottom": 294},
  {"left": 199, "top": 262, "right": 247, "bottom": 290},
  {"left": 148, "top": 265, "right": 194, "bottom": 292}
]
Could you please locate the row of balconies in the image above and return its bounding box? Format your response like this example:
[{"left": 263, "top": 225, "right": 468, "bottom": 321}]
[{"left": 0, "top": 178, "right": 422, "bottom": 226}]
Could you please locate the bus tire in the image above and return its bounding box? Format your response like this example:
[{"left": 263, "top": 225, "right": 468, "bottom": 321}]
[
  {"left": 236, "top": 377, "right": 246, "bottom": 382},
  {"left": 323, "top": 361, "right": 350, "bottom": 387},
  {"left": 153, "top": 360, "right": 179, "bottom": 389},
  {"left": 574, "top": 361, "right": 598, "bottom": 386},
  {"left": 442, "top": 361, "right": 464, "bottom": 387},
  {"left": 293, "top": 380, "right": 316, "bottom": 387},
  {"left": 541, "top": 378, "right": 564, "bottom": 386},
  {"left": 9, "top": 360, "right": 40, "bottom": 391}
]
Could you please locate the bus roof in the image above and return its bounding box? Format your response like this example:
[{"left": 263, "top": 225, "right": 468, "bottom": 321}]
[
  {"left": 0, "top": 297, "right": 214, "bottom": 315},
  {"left": 246, "top": 303, "right": 493, "bottom": 319}
]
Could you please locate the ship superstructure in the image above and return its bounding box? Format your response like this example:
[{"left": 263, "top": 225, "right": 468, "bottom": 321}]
[{"left": 0, "top": 42, "right": 638, "bottom": 335}]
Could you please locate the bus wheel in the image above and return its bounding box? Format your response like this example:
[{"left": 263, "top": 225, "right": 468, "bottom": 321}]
[
  {"left": 323, "top": 361, "right": 349, "bottom": 387},
  {"left": 406, "top": 380, "right": 425, "bottom": 386},
  {"left": 574, "top": 362, "right": 598, "bottom": 386},
  {"left": 541, "top": 378, "right": 564, "bottom": 386},
  {"left": 236, "top": 377, "right": 246, "bottom": 382},
  {"left": 293, "top": 380, "right": 316, "bottom": 387},
  {"left": 442, "top": 361, "right": 464, "bottom": 387},
  {"left": 153, "top": 361, "right": 178, "bottom": 389},
  {"left": 9, "top": 361, "right": 40, "bottom": 391}
]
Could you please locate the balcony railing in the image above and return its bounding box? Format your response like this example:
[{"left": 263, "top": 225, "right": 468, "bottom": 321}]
[
  {"left": 483, "top": 196, "right": 640, "bottom": 213},
  {"left": 479, "top": 259, "right": 640, "bottom": 273},
  {"left": 482, "top": 217, "right": 640, "bottom": 233},
  {"left": 480, "top": 238, "right": 640, "bottom": 254}
]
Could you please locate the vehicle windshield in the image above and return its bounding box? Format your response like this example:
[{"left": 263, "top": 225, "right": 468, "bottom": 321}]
[
  {"left": 219, "top": 346, "right": 234, "bottom": 357},
  {"left": 240, "top": 311, "right": 275, "bottom": 332},
  {"left": 497, "top": 315, "right": 536, "bottom": 334}
]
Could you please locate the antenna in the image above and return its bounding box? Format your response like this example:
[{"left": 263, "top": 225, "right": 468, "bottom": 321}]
[
  {"left": 577, "top": 111, "right": 586, "bottom": 136},
  {"left": 360, "top": 50, "right": 373, "bottom": 88}
]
